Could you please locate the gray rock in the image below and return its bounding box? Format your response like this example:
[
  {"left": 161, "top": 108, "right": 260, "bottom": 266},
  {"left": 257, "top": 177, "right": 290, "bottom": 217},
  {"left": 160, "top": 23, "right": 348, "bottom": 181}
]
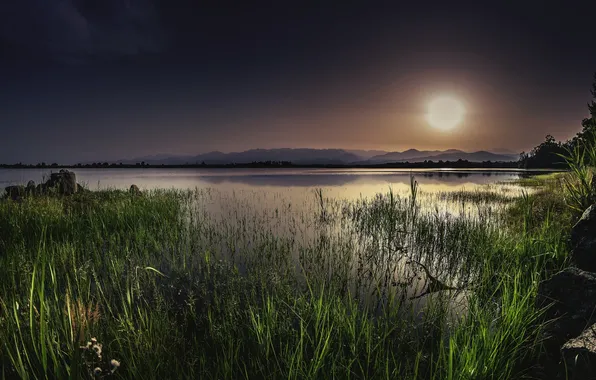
[
  {"left": 3, "top": 171, "right": 84, "bottom": 198},
  {"left": 129, "top": 184, "right": 141, "bottom": 195},
  {"left": 46, "top": 170, "right": 77, "bottom": 195},
  {"left": 571, "top": 204, "right": 596, "bottom": 271},
  {"left": 5, "top": 185, "right": 25, "bottom": 200},
  {"left": 537, "top": 267, "right": 596, "bottom": 352},
  {"left": 562, "top": 324, "right": 596, "bottom": 380},
  {"left": 26, "top": 180, "right": 36, "bottom": 195}
]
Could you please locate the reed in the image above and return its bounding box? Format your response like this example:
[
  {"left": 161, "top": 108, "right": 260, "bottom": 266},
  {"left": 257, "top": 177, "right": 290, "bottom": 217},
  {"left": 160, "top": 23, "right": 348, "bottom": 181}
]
[{"left": 0, "top": 176, "right": 572, "bottom": 379}]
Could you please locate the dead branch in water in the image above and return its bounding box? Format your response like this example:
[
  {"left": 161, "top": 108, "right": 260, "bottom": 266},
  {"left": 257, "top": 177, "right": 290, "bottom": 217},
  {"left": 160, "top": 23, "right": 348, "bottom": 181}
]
[{"left": 405, "top": 259, "right": 465, "bottom": 300}]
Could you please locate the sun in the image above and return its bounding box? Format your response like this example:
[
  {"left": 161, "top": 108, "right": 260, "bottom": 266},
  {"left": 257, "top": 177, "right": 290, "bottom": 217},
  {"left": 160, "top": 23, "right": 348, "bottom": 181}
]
[{"left": 426, "top": 96, "right": 465, "bottom": 130}]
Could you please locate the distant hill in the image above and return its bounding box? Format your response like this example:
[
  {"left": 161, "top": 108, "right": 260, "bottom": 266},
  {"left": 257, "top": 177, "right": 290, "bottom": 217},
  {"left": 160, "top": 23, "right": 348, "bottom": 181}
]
[
  {"left": 117, "top": 148, "right": 518, "bottom": 166},
  {"left": 120, "top": 149, "right": 362, "bottom": 165},
  {"left": 365, "top": 149, "right": 465, "bottom": 163},
  {"left": 345, "top": 149, "right": 389, "bottom": 159},
  {"left": 490, "top": 148, "right": 520, "bottom": 155},
  {"left": 404, "top": 151, "right": 517, "bottom": 163},
  {"left": 365, "top": 150, "right": 516, "bottom": 164}
]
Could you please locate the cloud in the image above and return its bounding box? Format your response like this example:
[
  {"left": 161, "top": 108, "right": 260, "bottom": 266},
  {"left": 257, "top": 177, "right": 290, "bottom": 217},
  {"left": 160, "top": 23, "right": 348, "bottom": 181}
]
[{"left": 0, "top": 0, "right": 165, "bottom": 63}]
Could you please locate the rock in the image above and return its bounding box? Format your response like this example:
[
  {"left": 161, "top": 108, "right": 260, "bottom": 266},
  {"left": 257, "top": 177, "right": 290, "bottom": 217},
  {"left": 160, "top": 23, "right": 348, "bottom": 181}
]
[
  {"left": 2, "top": 171, "right": 84, "bottom": 199},
  {"left": 26, "top": 180, "right": 36, "bottom": 195},
  {"left": 537, "top": 267, "right": 596, "bottom": 352},
  {"left": 129, "top": 184, "right": 141, "bottom": 195},
  {"left": 46, "top": 170, "right": 77, "bottom": 195},
  {"left": 562, "top": 324, "right": 596, "bottom": 380},
  {"left": 570, "top": 204, "right": 596, "bottom": 271},
  {"left": 5, "top": 185, "right": 25, "bottom": 200}
]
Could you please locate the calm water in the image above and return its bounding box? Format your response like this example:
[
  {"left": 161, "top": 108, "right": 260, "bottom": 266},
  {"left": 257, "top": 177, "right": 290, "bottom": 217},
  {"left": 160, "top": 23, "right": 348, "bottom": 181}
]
[
  {"left": 0, "top": 168, "right": 540, "bottom": 198},
  {"left": 0, "top": 167, "right": 546, "bottom": 320}
]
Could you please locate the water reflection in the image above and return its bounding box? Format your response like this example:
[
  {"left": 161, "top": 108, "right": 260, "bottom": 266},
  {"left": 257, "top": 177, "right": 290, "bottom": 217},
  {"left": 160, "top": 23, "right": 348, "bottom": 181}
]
[
  {"left": 0, "top": 168, "right": 540, "bottom": 191},
  {"left": 1, "top": 167, "right": 544, "bottom": 326},
  {"left": 197, "top": 171, "right": 513, "bottom": 187},
  {"left": 180, "top": 181, "right": 514, "bottom": 325}
]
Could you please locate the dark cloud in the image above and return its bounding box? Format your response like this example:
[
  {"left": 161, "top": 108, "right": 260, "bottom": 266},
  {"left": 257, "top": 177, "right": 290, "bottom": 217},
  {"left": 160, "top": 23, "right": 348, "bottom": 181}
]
[
  {"left": 1, "top": 1, "right": 596, "bottom": 164},
  {"left": 0, "top": 0, "right": 164, "bottom": 63}
]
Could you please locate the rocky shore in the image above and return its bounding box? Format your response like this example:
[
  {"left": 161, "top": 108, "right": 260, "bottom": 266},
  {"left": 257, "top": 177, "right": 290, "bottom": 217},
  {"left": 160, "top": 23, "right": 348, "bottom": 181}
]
[
  {"left": 538, "top": 204, "right": 596, "bottom": 379},
  {"left": 3, "top": 169, "right": 142, "bottom": 200}
]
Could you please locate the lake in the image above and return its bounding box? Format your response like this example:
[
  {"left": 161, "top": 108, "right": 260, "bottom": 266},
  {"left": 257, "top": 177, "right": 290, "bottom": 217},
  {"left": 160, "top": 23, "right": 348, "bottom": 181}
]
[
  {"left": 0, "top": 167, "right": 545, "bottom": 225},
  {"left": 0, "top": 167, "right": 543, "bottom": 196},
  {"left": 0, "top": 167, "right": 549, "bottom": 321}
]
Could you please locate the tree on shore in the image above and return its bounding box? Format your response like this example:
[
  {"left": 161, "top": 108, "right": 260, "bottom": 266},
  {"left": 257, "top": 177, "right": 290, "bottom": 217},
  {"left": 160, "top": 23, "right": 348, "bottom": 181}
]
[
  {"left": 521, "top": 72, "right": 596, "bottom": 168},
  {"left": 519, "top": 135, "right": 568, "bottom": 168},
  {"left": 571, "top": 72, "right": 596, "bottom": 151}
]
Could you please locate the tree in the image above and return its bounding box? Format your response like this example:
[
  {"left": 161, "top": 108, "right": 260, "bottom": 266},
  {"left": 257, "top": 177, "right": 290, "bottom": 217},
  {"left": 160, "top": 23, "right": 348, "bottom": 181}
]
[
  {"left": 582, "top": 72, "right": 596, "bottom": 133},
  {"left": 569, "top": 72, "right": 596, "bottom": 151},
  {"left": 518, "top": 152, "right": 528, "bottom": 168},
  {"left": 520, "top": 135, "right": 567, "bottom": 168}
]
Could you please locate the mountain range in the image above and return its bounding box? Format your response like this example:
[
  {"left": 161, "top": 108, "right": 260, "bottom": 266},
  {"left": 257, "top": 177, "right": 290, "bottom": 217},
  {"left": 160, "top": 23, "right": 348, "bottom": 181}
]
[{"left": 116, "top": 148, "right": 519, "bottom": 165}]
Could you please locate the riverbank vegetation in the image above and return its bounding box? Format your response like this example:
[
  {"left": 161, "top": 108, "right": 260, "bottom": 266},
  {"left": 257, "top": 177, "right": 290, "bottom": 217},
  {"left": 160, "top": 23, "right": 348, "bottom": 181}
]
[{"left": 1, "top": 154, "right": 591, "bottom": 379}]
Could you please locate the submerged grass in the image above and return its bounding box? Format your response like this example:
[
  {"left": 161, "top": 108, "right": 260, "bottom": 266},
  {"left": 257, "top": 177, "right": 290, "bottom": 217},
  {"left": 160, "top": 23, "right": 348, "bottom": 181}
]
[{"left": 0, "top": 175, "right": 574, "bottom": 379}]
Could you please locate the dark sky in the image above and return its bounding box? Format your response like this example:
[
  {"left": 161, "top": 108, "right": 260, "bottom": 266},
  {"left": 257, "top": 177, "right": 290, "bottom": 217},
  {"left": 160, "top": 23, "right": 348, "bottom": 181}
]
[{"left": 1, "top": 1, "right": 595, "bottom": 163}]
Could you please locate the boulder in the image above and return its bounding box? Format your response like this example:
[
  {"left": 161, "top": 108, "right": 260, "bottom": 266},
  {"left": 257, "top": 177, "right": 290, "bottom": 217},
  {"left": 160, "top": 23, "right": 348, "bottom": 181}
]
[
  {"left": 5, "top": 185, "right": 25, "bottom": 200},
  {"left": 129, "top": 184, "right": 141, "bottom": 195},
  {"left": 2, "top": 172, "right": 83, "bottom": 200},
  {"left": 561, "top": 324, "right": 596, "bottom": 380},
  {"left": 570, "top": 204, "right": 596, "bottom": 271},
  {"left": 46, "top": 170, "right": 77, "bottom": 195},
  {"left": 537, "top": 267, "right": 596, "bottom": 352},
  {"left": 26, "top": 180, "right": 36, "bottom": 195}
]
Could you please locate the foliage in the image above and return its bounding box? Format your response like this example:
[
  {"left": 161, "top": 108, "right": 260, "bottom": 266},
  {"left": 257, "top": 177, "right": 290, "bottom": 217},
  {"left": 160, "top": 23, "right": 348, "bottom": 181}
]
[
  {"left": 569, "top": 72, "right": 596, "bottom": 152},
  {"left": 519, "top": 135, "right": 567, "bottom": 169},
  {"left": 556, "top": 139, "right": 596, "bottom": 213},
  {"left": 521, "top": 72, "right": 596, "bottom": 168},
  {"left": 0, "top": 180, "right": 571, "bottom": 379}
]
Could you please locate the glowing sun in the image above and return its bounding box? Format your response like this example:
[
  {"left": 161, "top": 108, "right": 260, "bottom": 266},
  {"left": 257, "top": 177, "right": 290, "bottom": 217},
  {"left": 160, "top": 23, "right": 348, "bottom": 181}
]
[{"left": 426, "top": 96, "right": 465, "bottom": 130}]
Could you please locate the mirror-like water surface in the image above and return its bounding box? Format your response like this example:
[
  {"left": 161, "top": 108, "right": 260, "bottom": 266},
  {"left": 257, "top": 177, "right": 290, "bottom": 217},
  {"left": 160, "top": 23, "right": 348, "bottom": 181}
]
[
  {"left": 1, "top": 167, "right": 540, "bottom": 191},
  {"left": 0, "top": 168, "right": 547, "bottom": 323}
]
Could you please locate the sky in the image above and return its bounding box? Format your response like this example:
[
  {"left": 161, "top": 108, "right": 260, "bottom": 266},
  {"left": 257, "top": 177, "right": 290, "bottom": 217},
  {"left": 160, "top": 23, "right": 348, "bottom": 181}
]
[{"left": 1, "top": 1, "right": 596, "bottom": 164}]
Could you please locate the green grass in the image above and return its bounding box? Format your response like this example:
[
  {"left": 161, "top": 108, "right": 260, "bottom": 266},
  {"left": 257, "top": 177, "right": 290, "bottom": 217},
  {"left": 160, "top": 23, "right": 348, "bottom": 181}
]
[
  {"left": 508, "top": 172, "right": 563, "bottom": 187},
  {"left": 556, "top": 142, "right": 596, "bottom": 213},
  {"left": 0, "top": 176, "right": 575, "bottom": 379}
]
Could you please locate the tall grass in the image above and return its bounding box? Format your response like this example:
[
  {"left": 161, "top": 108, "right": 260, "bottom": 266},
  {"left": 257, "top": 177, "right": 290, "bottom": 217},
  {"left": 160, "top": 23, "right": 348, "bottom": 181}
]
[
  {"left": 557, "top": 138, "right": 596, "bottom": 213},
  {"left": 0, "top": 179, "right": 570, "bottom": 379}
]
